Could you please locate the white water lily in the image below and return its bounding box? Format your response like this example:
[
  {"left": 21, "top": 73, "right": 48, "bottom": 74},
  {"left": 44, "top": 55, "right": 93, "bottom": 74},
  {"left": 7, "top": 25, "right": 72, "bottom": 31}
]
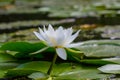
[{"left": 34, "top": 24, "right": 81, "bottom": 60}]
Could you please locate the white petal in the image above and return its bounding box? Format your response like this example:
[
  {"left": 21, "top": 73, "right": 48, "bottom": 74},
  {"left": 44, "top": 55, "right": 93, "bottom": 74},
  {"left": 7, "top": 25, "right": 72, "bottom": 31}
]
[
  {"left": 33, "top": 31, "right": 45, "bottom": 41},
  {"left": 52, "top": 26, "right": 64, "bottom": 45},
  {"left": 39, "top": 27, "right": 44, "bottom": 34},
  {"left": 55, "top": 26, "right": 64, "bottom": 39},
  {"left": 56, "top": 26, "right": 64, "bottom": 33},
  {"left": 64, "top": 27, "right": 73, "bottom": 39},
  {"left": 68, "top": 27, "right": 73, "bottom": 35},
  {"left": 56, "top": 48, "right": 67, "bottom": 60},
  {"left": 56, "top": 36, "right": 65, "bottom": 46},
  {"left": 48, "top": 24, "right": 55, "bottom": 33},
  {"left": 98, "top": 64, "right": 120, "bottom": 74},
  {"left": 43, "top": 25, "right": 47, "bottom": 32},
  {"left": 38, "top": 27, "right": 48, "bottom": 40},
  {"left": 38, "top": 27, "right": 53, "bottom": 46},
  {"left": 56, "top": 32, "right": 65, "bottom": 45},
  {"left": 64, "top": 27, "right": 73, "bottom": 42},
  {"left": 65, "top": 42, "right": 83, "bottom": 48},
  {"left": 38, "top": 28, "right": 51, "bottom": 42},
  {"left": 45, "top": 24, "right": 55, "bottom": 40},
  {"left": 65, "top": 30, "right": 80, "bottom": 44}
]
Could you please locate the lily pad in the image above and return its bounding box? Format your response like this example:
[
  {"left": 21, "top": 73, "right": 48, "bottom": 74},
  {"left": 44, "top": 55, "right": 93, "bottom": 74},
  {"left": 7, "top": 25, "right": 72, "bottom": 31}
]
[
  {"left": 0, "top": 53, "right": 15, "bottom": 62},
  {"left": 15, "top": 61, "right": 82, "bottom": 75},
  {"left": 28, "top": 72, "right": 48, "bottom": 80},
  {"left": 0, "top": 62, "right": 19, "bottom": 70},
  {"left": 10, "top": 61, "right": 110, "bottom": 79},
  {"left": 0, "top": 42, "right": 46, "bottom": 53},
  {"left": 80, "top": 59, "right": 114, "bottom": 65},
  {"left": 6, "top": 69, "right": 38, "bottom": 77},
  {"left": 0, "top": 70, "right": 6, "bottom": 78},
  {"left": 102, "top": 57, "right": 120, "bottom": 64},
  {"left": 0, "top": 42, "right": 46, "bottom": 58},
  {"left": 76, "top": 40, "right": 120, "bottom": 57},
  {"left": 55, "top": 69, "right": 110, "bottom": 80}
]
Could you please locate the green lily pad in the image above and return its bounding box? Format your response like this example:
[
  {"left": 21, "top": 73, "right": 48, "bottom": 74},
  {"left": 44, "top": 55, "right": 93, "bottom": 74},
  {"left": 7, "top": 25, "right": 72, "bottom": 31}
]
[
  {"left": 0, "top": 42, "right": 46, "bottom": 53},
  {"left": 0, "top": 62, "right": 19, "bottom": 70},
  {"left": 15, "top": 61, "right": 82, "bottom": 75},
  {"left": 0, "top": 53, "right": 15, "bottom": 62},
  {"left": 16, "top": 61, "right": 50, "bottom": 73},
  {"left": 6, "top": 69, "right": 38, "bottom": 77},
  {"left": 76, "top": 40, "right": 120, "bottom": 57},
  {"left": 11, "top": 61, "right": 110, "bottom": 79},
  {"left": 28, "top": 72, "right": 48, "bottom": 80},
  {"left": 55, "top": 69, "right": 110, "bottom": 80},
  {"left": 0, "top": 70, "right": 6, "bottom": 78},
  {"left": 80, "top": 59, "right": 114, "bottom": 65},
  {"left": 102, "top": 58, "right": 120, "bottom": 64},
  {"left": 0, "top": 42, "right": 46, "bottom": 58}
]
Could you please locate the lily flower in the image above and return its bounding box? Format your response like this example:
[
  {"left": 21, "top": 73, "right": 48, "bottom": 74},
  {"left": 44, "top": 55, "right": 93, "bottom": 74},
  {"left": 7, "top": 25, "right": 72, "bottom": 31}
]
[{"left": 34, "top": 24, "right": 81, "bottom": 60}]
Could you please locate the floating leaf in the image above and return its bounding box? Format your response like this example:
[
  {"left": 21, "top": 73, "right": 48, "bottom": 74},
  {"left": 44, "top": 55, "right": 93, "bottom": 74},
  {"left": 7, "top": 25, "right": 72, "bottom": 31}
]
[
  {"left": 55, "top": 69, "right": 110, "bottom": 80},
  {"left": 102, "top": 58, "right": 120, "bottom": 64},
  {"left": 13, "top": 61, "right": 110, "bottom": 79},
  {"left": 76, "top": 40, "right": 120, "bottom": 57},
  {"left": 0, "top": 70, "right": 6, "bottom": 78},
  {"left": 16, "top": 61, "right": 50, "bottom": 73},
  {"left": 15, "top": 61, "right": 83, "bottom": 75},
  {"left": 0, "top": 42, "right": 46, "bottom": 58},
  {"left": 0, "top": 53, "right": 15, "bottom": 62},
  {"left": 0, "top": 42, "right": 46, "bottom": 53},
  {"left": 14, "top": 61, "right": 87, "bottom": 76},
  {"left": 28, "top": 72, "right": 48, "bottom": 80},
  {"left": 6, "top": 69, "right": 37, "bottom": 77},
  {"left": 0, "top": 62, "right": 19, "bottom": 70},
  {"left": 80, "top": 59, "right": 114, "bottom": 65}
]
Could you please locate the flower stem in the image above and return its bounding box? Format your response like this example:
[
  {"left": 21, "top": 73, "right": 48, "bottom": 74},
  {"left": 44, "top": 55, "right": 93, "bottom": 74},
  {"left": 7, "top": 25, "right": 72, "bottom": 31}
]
[{"left": 47, "top": 53, "right": 57, "bottom": 75}]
